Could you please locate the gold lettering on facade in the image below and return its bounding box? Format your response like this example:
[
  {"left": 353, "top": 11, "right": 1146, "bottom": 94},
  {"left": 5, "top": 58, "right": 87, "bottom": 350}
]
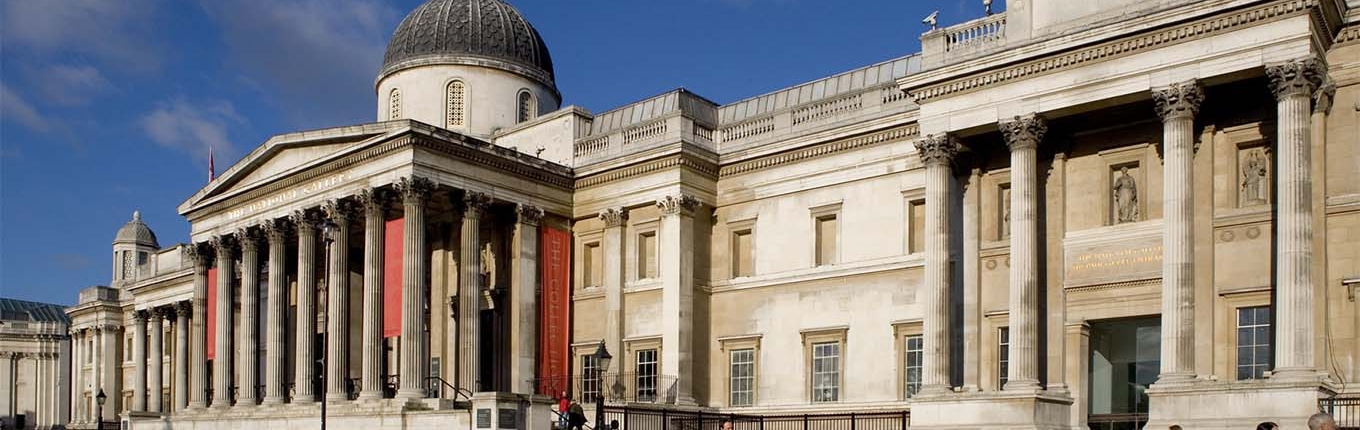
[
  {"left": 225, "top": 173, "right": 349, "bottom": 220},
  {"left": 1069, "top": 245, "right": 1163, "bottom": 272}
]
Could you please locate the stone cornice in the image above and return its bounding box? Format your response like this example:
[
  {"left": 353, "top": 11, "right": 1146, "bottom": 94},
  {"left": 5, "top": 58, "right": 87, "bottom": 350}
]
[
  {"left": 575, "top": 153, "right": 718, "bottom": 190},
  {"left": 719, "top": 124, "right": 919, "bottom": 177},
  {"left": 907, "top": 0, "right": 1326, "bottom": 103},
  {"left": 1336, "top": 22, "right": 1360, "bottom": 46}
]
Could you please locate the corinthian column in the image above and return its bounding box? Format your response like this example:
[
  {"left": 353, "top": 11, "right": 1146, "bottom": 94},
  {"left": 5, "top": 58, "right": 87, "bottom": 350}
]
[
  {"left": 211, "top": 235, "right": 235, "bottom": 409},
  {"left": 174, "top": 302, "right": 190, "bottom": 411},
  {"left": 999, "top": 115, "right": 1046, "bottom": 391},
  {"left": 132, "top": 310, "right": 149, "bottom": 411},
  {"left": 599, "top": 207, "right": 628, "bottom": 382},
  {"left": 396, "top": 177, "right": 433, "bottom": 400},
  {"left": 511, "top": 204, "right": 543, "bottom": 394},
  {"left": 913, "top": 134, "right": 959, "bottom": 395},
  {"left": 1150, "top": 81, "right": 1204, "bottom": 385},
  {"left": 291, "top": 209, "right": 320, "bottom": 404},
  {"left": 237, "top": 227, "right": 261, "bottom": 407},
  {"left": 1266, "top": 57, "right": 1327, "bottom": 381},
  {"left": 658, "top": 194, "right": 699, "bottom": 405},
  {"left": 263, "top": 220, "right": 289, "bottom": 405},
  {"left": 185, "top": 245, "right": 209, "bottom": 410},
  {"left": 149, "top": 309, "right": 165, "bottom": 412},
  {"left": 357, "top": 188, "right": 390, "bottom": 401},
  {"left": 322, "top": 199, "right": 356, "bottom": 402},
  {"left": 458, "top": 191, "right": 491, "bottom": 393}
]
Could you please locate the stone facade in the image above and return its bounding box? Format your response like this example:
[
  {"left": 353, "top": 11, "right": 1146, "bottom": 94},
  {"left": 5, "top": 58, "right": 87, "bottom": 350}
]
[{"left": 41, "top": 0, "right": 1360, "bottom": 429}]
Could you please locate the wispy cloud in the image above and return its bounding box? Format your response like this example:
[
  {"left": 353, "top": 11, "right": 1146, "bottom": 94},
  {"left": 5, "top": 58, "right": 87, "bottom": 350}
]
[
  {"left": 26, "top": 64, "right": 116, "bottom": 107},
  {"left": 200, "top": 0, "right": 401, "bottom": 128},
  {"left": 1, "top": 83, "right": 50, "bottom": 132},
  {"left": 140, "top": 98, "right": 246, "bottom": 164},
  {"left": 1, "top": 0, "right": 163, "bottom": 73}
]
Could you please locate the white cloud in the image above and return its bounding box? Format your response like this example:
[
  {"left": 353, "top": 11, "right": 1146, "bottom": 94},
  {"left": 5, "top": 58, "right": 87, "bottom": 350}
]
[
  {"left": 139, "top": 98, "right": 245, "bottom": 163},
  {"left": 1, "top": 0, "right": 162, "bottom": 72},
  {"left": 1, "top": 83, "right": 50, "bottom": 132},
  {"left": 27, "top": 64, "right": 115, "bottom": 107}
]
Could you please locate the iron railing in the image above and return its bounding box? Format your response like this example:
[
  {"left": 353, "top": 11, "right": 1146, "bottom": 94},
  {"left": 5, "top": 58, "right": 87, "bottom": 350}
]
[
  {"left": 537, "top": 373, "right": 682, "bottom": 405},
  {"left": 1320, "top": 395, "right": 1360, "bottom": 429},
  {"left": 425, "top": 376, "right": 473, "bottom": 401},
  {"left": 599, "top": 407, "right": 910, "bottom": 430},
  {"left": 1087, "top": 413, "right": 1148, "bottom": 430}
]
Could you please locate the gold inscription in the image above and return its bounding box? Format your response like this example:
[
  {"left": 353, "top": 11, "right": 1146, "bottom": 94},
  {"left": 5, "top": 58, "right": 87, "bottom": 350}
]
[
  {"left": 225, "top": 173, "right": 349, "bottom": 220},
  {"left": 1070, "top": 245, "right": 1162, "bottom": 272}
]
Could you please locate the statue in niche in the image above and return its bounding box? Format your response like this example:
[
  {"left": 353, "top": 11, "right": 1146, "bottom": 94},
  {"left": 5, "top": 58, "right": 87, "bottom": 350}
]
[
  {"left": 1000, "top": 186, "right": 1011, "bottom": 239},
  {"left": 1113, "top": 166, "right": 1139, "bottom": 224},
  {"left": 1240, "top": 148, "right": 1269, "bottom": 206},
  {"left": 480, "top": 242, "right": 497, "bottom": 291}
]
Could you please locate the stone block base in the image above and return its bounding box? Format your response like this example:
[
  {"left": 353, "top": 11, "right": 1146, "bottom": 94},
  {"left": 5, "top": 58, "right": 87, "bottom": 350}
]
[
  {"left": 909, "top": 390, "right": 1075, "bottom": 430},
  {"left": 1145, "top": 379, "right": 1335, "bottom": 430},
  {"left": 134, "top": 399, "right": 473, "bottom": 430}
]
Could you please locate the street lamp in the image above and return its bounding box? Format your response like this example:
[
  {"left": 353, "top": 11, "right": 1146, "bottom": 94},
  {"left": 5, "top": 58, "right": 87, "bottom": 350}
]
[
  {"left": 95, "top": 389, "right": 107, "bottom": 429},
  {"left": 592, "top": 342, "right": 612, "bottom": 430},
  {"left": 319, "top": 218, "right": 337, "bottom": 430}
]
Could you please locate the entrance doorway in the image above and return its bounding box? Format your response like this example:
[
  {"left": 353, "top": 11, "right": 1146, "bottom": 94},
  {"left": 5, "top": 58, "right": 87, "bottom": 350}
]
[{"left": 1088, "top": 317, "right": 1160, "bottom": 430}]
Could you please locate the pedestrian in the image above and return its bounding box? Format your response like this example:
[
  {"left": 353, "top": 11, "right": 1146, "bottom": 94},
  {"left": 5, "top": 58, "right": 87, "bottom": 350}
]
[
  {"left": 568, "top": 398, "right": 587, "bottom": 430},
  {"left": 1308, "top": 412, "right": 1337, "bottom": 430},
  {"left": 558, "top": 393, "right": 571, "bottom": 429},
  {"left": 721, "top": 419, "right": 735, "bottom": 430}
]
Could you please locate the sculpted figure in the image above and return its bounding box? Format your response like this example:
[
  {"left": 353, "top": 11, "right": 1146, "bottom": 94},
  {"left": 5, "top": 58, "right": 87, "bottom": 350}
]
[
  {"left": 1241, "top": 149, "right": 1269, "bottom": 205},
  {"left": 481, "top": 242, "right": 497, "bottom": 291},
  {"left": 1113, "top": 166, "right": 1139, "bottom": 223}
]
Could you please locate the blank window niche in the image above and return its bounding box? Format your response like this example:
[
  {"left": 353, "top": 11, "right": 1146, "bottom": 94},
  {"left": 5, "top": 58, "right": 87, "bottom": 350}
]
[
  {"left": 730, "top": 218, "right": 756, "bottom": 279},
  {"left": 908, "top": 198, "right": 925, "bottom": 254},
  {"left": 811, "top": 203, "right": 841, "bottom": 267},
  {"left": 584, "top": 241, "right": 602, "bottom": 288},
  {"left": 637, "top": 231, "right": 658, "bottom": 280}
]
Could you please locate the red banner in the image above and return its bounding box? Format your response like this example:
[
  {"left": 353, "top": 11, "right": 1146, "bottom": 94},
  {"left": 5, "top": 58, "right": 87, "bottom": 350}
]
[
  {"left": 384, "top": 217, "right": 404, "bottom": 338},
  {"left": 537, "top": 226, "right": 572, "bottom": 396},
  {"left": 206, "top": 267, "right": 218, "bottom": 360}
]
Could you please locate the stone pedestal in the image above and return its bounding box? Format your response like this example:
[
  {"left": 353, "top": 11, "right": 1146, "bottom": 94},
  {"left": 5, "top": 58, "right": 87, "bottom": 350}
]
[
  {"left": 469, "top": 392, "right": 555, "bottom": 430},
  {"left": 909, "top": 391, "right": 1074, "bottom": 430},
  {"left": 1145, "top": 380, "right": 1335, "bottom": 430}
]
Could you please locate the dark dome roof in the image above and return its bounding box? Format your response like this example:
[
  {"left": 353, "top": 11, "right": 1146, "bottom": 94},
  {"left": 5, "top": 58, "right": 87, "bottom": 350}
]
[
  {"left": 114, "top": 211, "right": 159, "bottom": 248},
  {"left": 381, "top": 0, "right": 555, "bottom": 85}
]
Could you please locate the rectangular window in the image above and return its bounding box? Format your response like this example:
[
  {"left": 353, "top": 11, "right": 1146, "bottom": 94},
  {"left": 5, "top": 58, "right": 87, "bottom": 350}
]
[
  {"left": 908, "top": 200, "right": 925, "bottom": 254},
  {"left": 998, "top": 327, "right": 1010, "bottom": 388},
  {"left": 638, "top": 232, "right": 658, "bottom": 280},
  {"left": 730, "top": 348, "right": 755, "bottom": 406},
  {"left": 815, "top": 215, "right": 838, "bottom": 266},
  {"left": 904, "top": 334, "right": 923, "bottom": 398},
  {"left": 581, "top": 355, "right": 600, "bottom": 402},
  {"left": 636, "top": 349, "right": 658, "bottom": 401},
  {"left": 584, "top": 242, "right": 602, "bottom": 288},
  {"left": 732, "top": 229, "right": 754, "bottom": 278},
  {"left": 811, "top": 341, "right": 840, "bottom": 402},
  {"left": 1236, "top": 306, "right": 1272, "bottom": 380}
]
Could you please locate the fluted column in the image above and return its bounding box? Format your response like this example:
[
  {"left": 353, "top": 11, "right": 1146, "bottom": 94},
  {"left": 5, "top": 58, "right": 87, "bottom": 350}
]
[
  {"left": 292, "top": 210, "right": 319, "bottom": 404},
  {"left": 132, "top": 310, "right": 149, "bottom": 411},
  {"left": 358, "top": 188, "right": 390, "bottom": 401},
  {"left": 511, "top": 204, "right": 543, "bottom": 394},
  {"left": 211, "top": 235, "right": 236, "bottom": 409},
  {"left": 396, "top": 177, "right": 433, "bottom": 400},
  {"left": 658, "top": 194, "right": 699, "bottom": 405},
  {"left": 998, "top": 115, "right": 1045, "bottom": 391},
  {"left": 174, "top": 302, "right": 190, "bottom": 411},
  {"left": 70, "top": 329, "right": 81, "bottom": 423},
  {"left": 237, "top": 227, "right": 260, "bottom": 407},
  {"left": 1267, "top": 57, "right": 1327, "bottom": 381},
  {"left": 599, "top": 207, "right": 628, "bottom": 382},
  {"left": 458, "top": 191, "right": 491, "bottom": 392},
  {"left": 323, "top": 199, "right": 356, "bottom": 402},
  {"left": 913, "top": 134, "right": 959, "bottom": 395},
  {"left": 263, "top": 220, "right": 289, "bottom": 405},
  {"left": 149, "top": 309, "right": 165, "bottom": 412},
  {"left": 185, "top": 245, "right": 209, "bottom": 410},
  {"left": 1150, "top": 81, "right": 1204, "bottom": 384}
]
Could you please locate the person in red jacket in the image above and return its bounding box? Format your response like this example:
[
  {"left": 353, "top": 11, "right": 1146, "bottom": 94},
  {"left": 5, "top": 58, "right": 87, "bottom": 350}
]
[{"left": 557, "top": 393, "right": 571, "bottom": 429}]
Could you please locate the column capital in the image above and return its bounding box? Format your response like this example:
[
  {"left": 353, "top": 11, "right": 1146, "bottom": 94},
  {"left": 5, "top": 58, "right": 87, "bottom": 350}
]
[
  {"left": 357, "top": 187, "right": 393, "bottom": 215},
  {"left": 290, "top": 208, "right": 319, "bottom": 233},
  {"left": 999, "top": 114, "right": 1047, "bottom": 151},
  {"left": 462, "top": 191, "right": 492, "bottom": 216},
  {"left": 131, "top": 310, "right": 149, "bottom": 323},
  {"left": 182, "top": 243, "right": 209, "bottom": 272},
  {"left": 516, "top": 204, "right": 544, "bottom": 226},
  {"left": 322, "top": 198, "right": 358, "bottom": 223},
  {"left": 599, "top": 207, "right": 629, "bottom": 227},
  {"left": 1267, "top": 56, "right": 1327, "bottom": 100},
  {"left": 149, "top": 307, "right": 166, "bottom": 322},
  {"left": 914, "top": 134, "right": 960, "bottom": 167},
  {"left": 395, "top": 176, "right": 434, "bottom": 206},
  {"left": 657, "top": 194, "right": 700, "bottom": 216},
  {"left": 236, "top": 226, "right": 262, "bottom": 253},
  {"left": 1152, "top": 80, "right": 1205, "bottom": 121},
  {"left": 209, "top": 234, "right": 236, "bottom": 258},
  {"left": 263, "top": 218, "right": 290, "bottom": 244},
  {"left": 175, "top": 301, "right": 192, "bottom": 318},
  {"left": 1314, "top": 77, "right": 1337, "bottom": 114}
]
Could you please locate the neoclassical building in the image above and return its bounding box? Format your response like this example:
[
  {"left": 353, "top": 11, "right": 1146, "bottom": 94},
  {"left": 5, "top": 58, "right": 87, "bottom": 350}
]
[
  {"left": 51, "top": 0, "right": 1360, "bottom": 429},
  {"left": 0, "top": 298, "right": 70, "bottom": 430}
]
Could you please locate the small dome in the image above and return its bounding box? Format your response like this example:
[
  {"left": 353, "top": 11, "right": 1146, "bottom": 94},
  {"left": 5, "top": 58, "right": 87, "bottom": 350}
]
[
  {"left": 114, "top": 210, "right": 159, "bottom": 248},
  {"left": 380, "top": 0, "right": 555, "bottom": 87}
]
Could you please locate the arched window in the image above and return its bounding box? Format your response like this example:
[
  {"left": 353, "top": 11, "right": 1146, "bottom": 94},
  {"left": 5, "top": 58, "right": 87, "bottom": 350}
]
[
  {"left": 446, "top": 80, "right": 466, "bottom": 128},
  {"left": 389, "top": 88, "right": 402, "bottom": 120},
  {"left": 517, "top": 90, "right": 534, "bottom": 123}
]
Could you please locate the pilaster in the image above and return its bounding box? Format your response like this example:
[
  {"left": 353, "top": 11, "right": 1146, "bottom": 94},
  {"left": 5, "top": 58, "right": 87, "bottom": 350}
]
[
  {"left": 511, "top": 204, "right": 544, "bottom": 394},
  {"left": 599, "top": 207, "right": 629, "bottom": 383},
  {"left": 657, "top": 194, "right": 699, "bottom": 405}
]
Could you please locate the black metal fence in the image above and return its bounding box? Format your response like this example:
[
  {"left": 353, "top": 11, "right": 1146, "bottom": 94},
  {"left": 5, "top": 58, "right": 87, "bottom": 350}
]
[
  {"left": 538, "top": 374, "right": 683, "bottom": 405},
  {"left": 599, "top": 407, "right": 909, "bottom": 430},
  {"left": 1320, "top": 395, "right": 1360, "bottom": 430}
]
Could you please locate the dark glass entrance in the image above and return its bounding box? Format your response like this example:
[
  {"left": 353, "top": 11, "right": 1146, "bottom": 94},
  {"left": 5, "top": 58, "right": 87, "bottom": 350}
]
[{"left": 1088, "top": 317, "right": 1160, "bottom": 430}]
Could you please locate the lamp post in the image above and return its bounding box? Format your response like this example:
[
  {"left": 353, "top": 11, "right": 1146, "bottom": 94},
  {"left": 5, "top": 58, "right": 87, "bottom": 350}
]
[
  {"left": 95, "top": 389, "right": 106, "bottom": 430},
  {"left": 591, "top": 342, "right": 612, "bottom": 430},
  {"left": 319, "top": 219, "right": 337, "bottom": 430}
]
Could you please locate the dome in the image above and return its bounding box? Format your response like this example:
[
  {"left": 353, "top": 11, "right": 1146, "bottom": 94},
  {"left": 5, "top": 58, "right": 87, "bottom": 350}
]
[
  {"left": 380, "top": 0, "right": 555, "bottom": 87},
  {"left": 114, "top": 210, "right": 159, "bottom": 248}
]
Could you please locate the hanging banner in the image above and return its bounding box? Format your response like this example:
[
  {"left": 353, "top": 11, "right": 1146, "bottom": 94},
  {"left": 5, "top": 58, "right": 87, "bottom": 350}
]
[
  {"left": 384, "top": 217, "right": 405, "bottom": 338},
  {"left": 206, "top": 267, "right": 218, "bottom": 360},
  {"left": 537, "top": 226, "right": 572, "bottom": 396}
]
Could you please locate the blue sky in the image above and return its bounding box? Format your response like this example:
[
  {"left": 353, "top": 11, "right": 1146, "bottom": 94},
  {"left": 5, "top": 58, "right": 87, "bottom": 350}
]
[{"left": 1, "top": 0, "right": 988, "bottom": 306}]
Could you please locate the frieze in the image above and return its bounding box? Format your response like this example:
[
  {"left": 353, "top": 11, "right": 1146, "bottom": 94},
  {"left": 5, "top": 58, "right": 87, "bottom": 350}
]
[{"left": 224, "top": 173, "right": 350, "bottom": 221}]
